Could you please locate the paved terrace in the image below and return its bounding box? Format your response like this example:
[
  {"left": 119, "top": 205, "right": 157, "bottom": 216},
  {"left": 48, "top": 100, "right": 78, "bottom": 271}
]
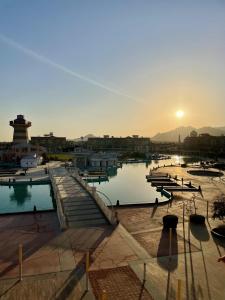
[
  {"left": 117, "top": 165, "right": 225, "bottom": 300},
  {"left": 0, "top": 212, "right": 113, "bottom": 299},
  {"left": 0, "top": 212, "right": 156, "bottom": 299}
]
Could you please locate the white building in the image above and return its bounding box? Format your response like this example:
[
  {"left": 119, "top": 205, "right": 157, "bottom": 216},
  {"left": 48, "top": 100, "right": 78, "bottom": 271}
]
[
  {"left": 20, "top": 154, "right": 43, "bottom": 168},
  {"left": 89, "top": 153, "right": 118, "bottom": 168}
]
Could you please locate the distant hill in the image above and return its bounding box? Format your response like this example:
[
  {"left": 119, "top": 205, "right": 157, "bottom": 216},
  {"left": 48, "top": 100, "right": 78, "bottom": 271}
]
[
  {"left": 217, "top": 126, "right": 225, "bottom": 132},
  {"left": 151, "top": 126, "right": 225, "bottom": 142}
]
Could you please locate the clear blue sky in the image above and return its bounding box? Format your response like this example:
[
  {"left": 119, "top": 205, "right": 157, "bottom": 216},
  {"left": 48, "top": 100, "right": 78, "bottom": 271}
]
[{"left": 0, "top": 0, "right": 225, "bottom": 141}]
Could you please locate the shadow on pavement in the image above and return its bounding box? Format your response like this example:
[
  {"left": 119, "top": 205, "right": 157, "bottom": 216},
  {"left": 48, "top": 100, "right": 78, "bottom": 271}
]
[
  {"left": 54, "top": 225, "right": 114, "bottom": 300},
  {"left": 157, "top": 229, "right": 178, "bottom": 271},
  {"left": 190, "top": 223, "right": 210, "bottom": 242},
  {"left": 0, "top": 279, "right": 19, "bottom": 297}
]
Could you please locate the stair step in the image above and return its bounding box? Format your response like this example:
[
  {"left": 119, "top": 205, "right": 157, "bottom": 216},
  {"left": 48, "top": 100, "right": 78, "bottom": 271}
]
[
  {"left": 64, "top": 204, "right": 97, "bottom": 210},
  {"left": 67, "top": 213, "right": 104, "bottom": 222},
  {"left": 63, "top": 200, "right": 95, "bottom": 206},
  {"left": 68, "top": 218, "right": 108, "bottom": 228},
  {"left": 65, "top": 209, "right": 100, "bottom": 216}
]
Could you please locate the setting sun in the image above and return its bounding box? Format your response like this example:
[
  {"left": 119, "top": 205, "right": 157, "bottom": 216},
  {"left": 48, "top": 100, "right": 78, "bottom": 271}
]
[{"left": 176, "top": 110, "right": 184, "bottom": 119}]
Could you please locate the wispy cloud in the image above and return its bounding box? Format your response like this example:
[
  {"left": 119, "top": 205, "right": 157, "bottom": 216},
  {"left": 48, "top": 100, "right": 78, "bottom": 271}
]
[{"left": 0, "top": 33, "right": 145, "bottom": 104}]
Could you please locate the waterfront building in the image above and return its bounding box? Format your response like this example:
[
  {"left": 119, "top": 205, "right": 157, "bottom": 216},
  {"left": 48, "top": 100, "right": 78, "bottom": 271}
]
[
  {"left": 0, "top": 142, "right": 11, "bottom": 151},
  {"left": 148, "top": 142, "right": 179, "bottom": 154},
  {"left": 89, "top": 152, "right": 118, "bottom": 168},
  {"left": 20, "top": 154, "right": 43, "bottom": 168},
  {"left": 73, "top": 148, "right": 117, "bottom": 169},
  {"left": 10, "top": 114, "right": 31, "bottom": 144},
  {"left": 0, "top": 143, "right": 11, "bottom": 162},
  {"left": 86, "top": 135, "right": 151, "bottom": 153},
  {"left": 31, "top": 132, "right": 67, "bottom": 152},
  {"left": 2, "top": 115, "right": 45, "bottom": 165},
  {"left": 183, "top": 133, "right": 225, "bottom": 156}
]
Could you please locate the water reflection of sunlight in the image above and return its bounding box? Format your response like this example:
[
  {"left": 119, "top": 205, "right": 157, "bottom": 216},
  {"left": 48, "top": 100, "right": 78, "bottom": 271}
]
[{"left": 174, "top": 155, "right": 182, "bottom": 165}]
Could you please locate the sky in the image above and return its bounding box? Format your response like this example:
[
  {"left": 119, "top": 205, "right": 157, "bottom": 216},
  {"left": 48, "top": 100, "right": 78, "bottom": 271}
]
[{"left": 0, "top": 0, "right": 225, "bottom": 141}]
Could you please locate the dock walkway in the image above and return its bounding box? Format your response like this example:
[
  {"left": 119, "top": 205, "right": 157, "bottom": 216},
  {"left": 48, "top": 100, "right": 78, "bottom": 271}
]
[{"left": 50, "top": 167, "right": 108, "bottom": 228}]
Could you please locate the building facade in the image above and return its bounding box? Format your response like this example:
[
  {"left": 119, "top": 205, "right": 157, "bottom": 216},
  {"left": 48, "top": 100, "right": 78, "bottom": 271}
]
[
  {"left": 2, "top": 115, "right": 45, "bottom": 165},
  {"left": 10, "top": 115, "right": 31, "bottom": 144},
  {"left": 31, "top": 133, "right": 67, "bottom": 152},
  {"left": 183, "top": 134, "right": 225, "bottom": 156},
  {"left": 20, "top": 155, "right": 43, "bottom": 168},
  {"left": 86, "top": 135, "right": 151, "bottom": 153}
]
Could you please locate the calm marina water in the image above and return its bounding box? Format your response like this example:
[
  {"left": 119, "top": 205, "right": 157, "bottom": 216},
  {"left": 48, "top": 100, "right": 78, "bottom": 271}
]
[
  {"left": 0, "top": 155, "right": 198, "bottom": 213},
  {"left": 91, "top": 155, "right": 188, "bottom": 205},
  {"left": 0, "top": 184, "right": 54, "bottom": 214}
]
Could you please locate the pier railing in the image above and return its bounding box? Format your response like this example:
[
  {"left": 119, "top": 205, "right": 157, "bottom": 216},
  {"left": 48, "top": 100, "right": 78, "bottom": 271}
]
[{"left": 49, "top": 170, "right": 67, "bottom": 230}]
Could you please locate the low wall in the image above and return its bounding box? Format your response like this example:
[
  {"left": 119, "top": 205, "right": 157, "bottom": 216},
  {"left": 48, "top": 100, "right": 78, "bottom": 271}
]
[
  {"left": 0, "top": 179, "right": 50, "bottom": 186},
  {"left": 49, "top": 171, "right": 67, "bottom": 230}
]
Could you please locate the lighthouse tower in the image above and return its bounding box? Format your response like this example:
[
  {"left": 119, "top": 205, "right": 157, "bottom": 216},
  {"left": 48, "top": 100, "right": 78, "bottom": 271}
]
[{"left": 10, "top": 115, "right": 31, "bottom": 144}]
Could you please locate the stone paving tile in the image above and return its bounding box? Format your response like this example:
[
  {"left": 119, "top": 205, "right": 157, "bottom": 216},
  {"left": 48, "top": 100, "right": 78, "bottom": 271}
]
[
  {"left": 90, "top": 226, "right": 140, "bottom": 271},
  {"left": 89, "top": 266, "right": 153, "bottom": 300},
  {"left": 0, "top": 270, "right": 94, "bottom": 300}
]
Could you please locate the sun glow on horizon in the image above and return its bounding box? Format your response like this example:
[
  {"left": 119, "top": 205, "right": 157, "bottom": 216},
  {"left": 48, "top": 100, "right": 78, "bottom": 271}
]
[{"left": 176, "top": 110, "right": 184, "bottom": 119}]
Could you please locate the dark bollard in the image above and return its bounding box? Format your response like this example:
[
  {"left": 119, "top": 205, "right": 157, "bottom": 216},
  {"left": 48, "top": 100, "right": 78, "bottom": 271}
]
[
  {"left": 33, "top": 205, "right": 37, "bottom": 220},
  {"left": 9, "top": 178, "right": 11, "bottom": 182},
  {"left": 13, "top": 178, "right": 16, "bottom": 182},
  {"left": 155, "top": 197, "right": 159, "bottom": 205},
  {"left": 115, "top": 211, "right": 119, "bottom": 224},
  {"left": 116, "top": 200, "right": 120, "bottom": 207},
  {"left": 30, "top": 178, "right": 32, "bottom": 182},
  {"left": 199, "top": 185, "right": 201, "bottom": 192},
  {"left": 189, "top": 181, "right": 192, "bottom": 187}
]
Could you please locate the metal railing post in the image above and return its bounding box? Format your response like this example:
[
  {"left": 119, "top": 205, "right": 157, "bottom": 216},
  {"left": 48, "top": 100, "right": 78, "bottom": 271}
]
[
  {"left": 143, "top": 262, "right": 146, "bottom": 283},
  {"left": 101, "top": 290, "right": 107, "bottom": 300},
  {"left": 169, "top": 228, "right": 172, "bottom": 261},
  {"left": 86, "top": 251, "right": 90, "bottom": 291},
  {"left": 207, "top": 201, "right": 209, "bottom": 220},
  {"left": 176, "top": 279, "right": 182, "bottom": 300}
]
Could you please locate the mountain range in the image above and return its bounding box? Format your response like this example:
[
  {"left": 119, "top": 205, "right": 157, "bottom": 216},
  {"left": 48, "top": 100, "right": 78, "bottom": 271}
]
[{"left": 151, "top": 126, "right": 225, "bottom": 143}]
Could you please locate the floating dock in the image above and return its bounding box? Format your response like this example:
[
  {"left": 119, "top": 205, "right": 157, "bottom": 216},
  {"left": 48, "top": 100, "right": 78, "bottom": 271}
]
[
  {"left": 147, "top": 172, "right": 199, "bottom": 193},
  {"left": 157, "top": 186, "right": 199, "bottom": 192}
]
